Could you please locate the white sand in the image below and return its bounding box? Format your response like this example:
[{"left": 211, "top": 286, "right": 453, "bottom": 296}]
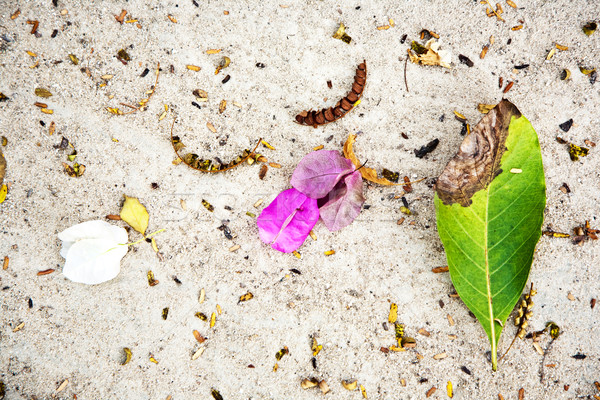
[{"left": 1, "top": 0, "right": 599, "bottom": 398}]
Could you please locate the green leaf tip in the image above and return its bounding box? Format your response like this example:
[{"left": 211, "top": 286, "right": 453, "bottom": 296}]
[{"left": 434, "top": 100, "right": 546, "bottom": 370}]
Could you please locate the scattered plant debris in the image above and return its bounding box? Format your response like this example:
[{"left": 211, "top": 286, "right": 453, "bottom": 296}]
[{"left": 332, "top": 22, "right": 352, "bottom": 44}]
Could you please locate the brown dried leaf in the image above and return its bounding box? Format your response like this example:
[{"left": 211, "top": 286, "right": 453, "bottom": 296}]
[{"left": 343, "top": 134, "right": 398, "bottom": 186}]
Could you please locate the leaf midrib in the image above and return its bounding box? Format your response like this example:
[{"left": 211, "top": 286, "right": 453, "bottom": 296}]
[{"left": 484, "top": 187, "right": 496, "bottom": 357}]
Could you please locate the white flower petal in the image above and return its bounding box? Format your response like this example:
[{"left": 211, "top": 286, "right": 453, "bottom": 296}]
[
  {"left": 62, "top": 238, "right": 128, "bottom": 285},
  {"left": 58, "top": 220, "right": 128, "bottom": 244}
]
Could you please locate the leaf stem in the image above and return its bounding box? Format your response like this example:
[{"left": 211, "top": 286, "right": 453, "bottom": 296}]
[{"left": 121, "top": 228, "right": 166, "bottom": 246}]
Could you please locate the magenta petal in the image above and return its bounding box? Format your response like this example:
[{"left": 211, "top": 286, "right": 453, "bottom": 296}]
[
  {"left": 257, "top": 188, "right": 319, "bottom": 253},
  {"left": 290, "top": 150, "right": 355, "bottom": 199},
  {"left": 319, "top": 171, "right": 365, "bottom": 232}
]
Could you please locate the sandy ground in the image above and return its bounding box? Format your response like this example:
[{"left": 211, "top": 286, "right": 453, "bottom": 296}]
[{"left": 1, "top": 0, "right": 600, "bottom": 399}]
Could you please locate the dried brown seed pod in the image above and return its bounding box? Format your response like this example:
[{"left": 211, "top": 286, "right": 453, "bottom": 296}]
[{"left": 295, "top": 60, "right": 366, "bottom": 128}]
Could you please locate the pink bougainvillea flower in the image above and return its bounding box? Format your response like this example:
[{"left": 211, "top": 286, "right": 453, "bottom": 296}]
[
  {"left": 257, "top": 188, "right": 319, "bottom": 253},
  {"left": 290, "top": 150, "right": 355, "bottom": 199},
  {"left": 318, "top": 170, "right": 365, "bottom": 231}
]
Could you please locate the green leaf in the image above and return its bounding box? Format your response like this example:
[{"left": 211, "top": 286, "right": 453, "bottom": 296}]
[{"left": 434, "top": 100, "right": 546, "bottom": 370}]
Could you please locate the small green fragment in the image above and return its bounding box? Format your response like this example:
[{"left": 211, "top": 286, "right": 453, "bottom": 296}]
[
  {"left": 332, "top": 22, "right": 352, "bottom": 44},
  {"left": 382, "top": 169, "right": 399, "bottom": 183},
  {"left": 162, "top": 307, "right": 169, "bottom": 320},
  {"left": 67, "top": 153, "right": 77, "bottom": 162},
  {"left": 117, "top": 49, "right": 131, "bottom": 61},
  {"left": 68, "top": 54, "right": 79, "bottom": 65},
  {"left": 211, "top": 389, "right": 224, "bottom": 400},
  {"left": 569, "top": 143, "right": 589, "bottom": 161},
  {"left": 547, "top": 322, "right": 560, "bottom": 339},
  {"left": 202, "top": 199, "right": 214, "bottom": 212},
  {"left": 400, "top": 206, "right": 411, "bottom": 215},
  {"left": 411, "top": 41, "right": 428, "bottom": 55},
  {"left": 275, "top": 346, "right": 289, "bottom": 361},
  {"left": 246, "top": 211, "right": 256, "bottom": 218},
  {"left": 582, "top": 21, "right": 597, "bottom": 36}
]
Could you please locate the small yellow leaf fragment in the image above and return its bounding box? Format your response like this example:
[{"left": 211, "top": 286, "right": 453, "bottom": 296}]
[
  {"left": 389, "top": 18, "right": 395, "bottom": 27},
  {"left": 253, "top": 199, "right": 263, "bottom": 208},
  {"left": 360, "top": 384, "right": 367, "bottom": 398},
  {"left": 149, "top": 356, "right": 158, "bottom": 364},
  {"left": 332, "top": 22, "right": 352, "bottom": 44},
  {"left": 26, "top": 50, "right": 37, "bottom": 57},
  {"left": 546, "top": 48, "right": 556, "bottom": 60},
  {"left": 447, "top": 314, "right": 455, "bottom": 326},
  {"left": 151, "top": 237, "right": 159, "bottom": 253},
  {"left": 261, "top": 140, "right": 275, "bottom": 150},
  {"left": 41, "top": 108, "right": 54, "bottom": 114},
  {"left": 389, "top": 303, "right": 398, "bottom": 323},
  {"left": 292, "top": 250, "right": 301, "bottom": 259},
  {"left": 377, "top": 25, "right": 390, "bottom": 30},
  {"left": 309, "top": 230, "right": 317, "bottom": 240},
  {"left": 206, "top": 49, "right": 221, "bottom": 54},
  {"left": 191, "top": 346, "right": 205, "bottom": 360},
  {"left": 207, "top": 121, "right": 217, "bottom": 133},
  {"left": 512, "top": 24, "right": 523, "bottom": 31},
  {"left": 239, "top": 291, "right": 254, "bottom": 302},
  {"left": 229, "top": 244, "right": 240, "bottom": 252},
  {"left": 313, "top": 144, "right": 324, "bottom": 151},
  {"left": 477, "top": 103, "right": 495, "bottom": 114},
  {"left": 186, "top": 65, "right": 201, "bottom": 72},
  {"left": 120, "top": 195, "right": 149, "bottom": 235},
  {"left": 510, "top": 168, "right": 522, "bottom": 173},
  {"left": 389, "top": 345, "right": 406, "bottom": 352},
  {"left": 342, "top": 380, "right": 358, "bottom": 391},
  {"left": 480, "top": 45, "right": 489, "bottom": 59},
  {"left": 318, "top": 380, "right": 330, "bottom": 394},
  {"left": 453, "top": 110, "right": 467, "bottom": 122},
  {"left": 324, "top": 250, "right": 335, "bottom": 256},
  {"left": 56, "top": 379, "right": 69, "bottom": 393},
  {"left": 199, "top": 288, "right": 206, "bottom": 304},
  {"left": 106, "top": 107, "right": 123, "bottom": 115},
  {"left": 555, "top": 43, "right": 569, "bottom": 51},
  {"left": 447, "top": 381, "right": 454, "bottom": 398},
  {"left": 533, "top": 341, "right": 544, "bottom": 355},
  {"left": 506, "top": 0, "right": 517, "bottom": 8},
  {"left": 167, "top": 14, "right": 177, "bottom": 23},
  {"left": 269, "top": 162, "right": 281, "bottom": 168},
  {"left": 68, "top": 54, "right": 79, "bottom": 65},
  {"left": 216, "top": 304, "right": 222, "bottom": 315},
  {"left": 13, "top": 322, "right": 25, "bottom": 332},
  {"left": 210, "top": 312, "right": 216, "bottom": 328},
  {"left": 0, "top": 185, "right": 7, "bottom": 204},
  {"left": 311, "top": 337, "right": 323, "bottom": 356},
  {"left": 101, "top": 74, "right": 113, "bottom": 80},
  {"left": 2, "top": 256, "right": 8, "bottom": 270},
  {"left": 433, "top": 352, "right": 448, "bottom": 360},
  {"left": 122, "top": 347, "right": 132, "bottom": 365},
  {"left": 301, "top": 378, "right": 319, "bottom": 389}
]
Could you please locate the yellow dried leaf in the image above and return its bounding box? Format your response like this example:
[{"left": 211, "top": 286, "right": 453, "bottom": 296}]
[
  {"left": 408, "top": 39, "right": 451, "bottom": 68},
  {"left": 167, "top": 14, "right": 177, "bottom": 23},
  {"left": 149, "top": 356, "right": 158, "bottom": 364},
  {"left": 506, "top": 0, "right": 517, "bottom": 8},
  {"left": 546, "top": 48, "right": 556, "bottom": 60},
  {"left": 343, "top": 134, "right": 397, "bottom": 186},
  {"left": 207, "top": 121, "right": 217, "bottom": 133},
  {"left": 68, "top": 54, "right": 79, "bottom": 65},
  {"left": 186, "top": 65, "right": 201, "bottom": 72},
  {"left": 199, "top": 288, "right": 206, "bottom": 304},
  {"left": 26, "top": 50, "right": 37, "bottom": 57},
  {"left": 210, "top": 312, "right": 216, "bottom": 328},
  {"left": 512, "top": 24, "right": 523, "bottom": 31},
  {"left": 389, "top": 303, "right": 398, "bottom": 323},
  {"left": 342, "top": 380, "right": 358, "bottom": 391},
  {"left": 377, "top": 25, "right": 390, "bottom": 30},
  {"left": 311, "top": 337, "right": 322, "bottom": 356},
  {"left": 301, "top": 378, "right": 319, "bottom": 389},
  {"left": 120, "top": 195, "right": 149, "bottom": 235},
  {"left": 360, "top": 384, "right": 367, "bottom": 398},
  {"left": 219, "top": 100, "right": 227, "bottom": 114},
  {"left": 191, "top": 346, "right": 205, "bottom": 360},
  {"left": 41, "top": 108, "right": 53, "bottom": 114},
  {"left": 261, "top": 140, "right": 275, "bottom": 150},
  {"left": 292, "top": 250, "right": 301, "bottom": 259},
  {"left": 215, "top": 56, "right": 231, "bottom": 74},
  {"left": 324, "top": 250, "right": 335, "bottom": 256},
  {"left": 206, "top": 49, "right": 221, "bottom": 54},
  {"left": 447, "top": 381, "right": 453, "bottom": 398}
]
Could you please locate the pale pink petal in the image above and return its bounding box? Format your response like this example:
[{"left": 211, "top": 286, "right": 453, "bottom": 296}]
[{"left": 291, "top": 150, "right": 354, "bottom": 199}]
